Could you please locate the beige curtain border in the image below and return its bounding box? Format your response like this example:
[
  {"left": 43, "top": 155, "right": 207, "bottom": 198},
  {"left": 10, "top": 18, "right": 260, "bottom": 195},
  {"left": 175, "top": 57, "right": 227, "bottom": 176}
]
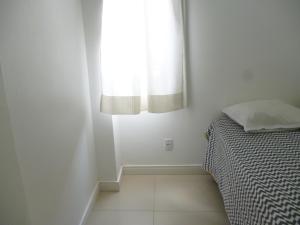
[
  {"left": 100, "top": 95, "right": 141, "bottom": 115},
  {"left": 100, "top": 93, "right": 184, "bottom": 115},
  {"left": 148, "top": 93, "right": 183, "bottom": 113}
]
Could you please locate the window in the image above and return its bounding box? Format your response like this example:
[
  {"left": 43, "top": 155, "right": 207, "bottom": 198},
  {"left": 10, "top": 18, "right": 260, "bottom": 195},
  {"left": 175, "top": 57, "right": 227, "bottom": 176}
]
[{"left": 100, "top": 0, "right": 186, "bottom": 114}]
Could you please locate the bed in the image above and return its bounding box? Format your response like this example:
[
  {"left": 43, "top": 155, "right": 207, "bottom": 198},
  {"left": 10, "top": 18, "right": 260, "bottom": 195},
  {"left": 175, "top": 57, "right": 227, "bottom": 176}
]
[{"left": 204, "top": 115, "right": 300, "bottom": 225}]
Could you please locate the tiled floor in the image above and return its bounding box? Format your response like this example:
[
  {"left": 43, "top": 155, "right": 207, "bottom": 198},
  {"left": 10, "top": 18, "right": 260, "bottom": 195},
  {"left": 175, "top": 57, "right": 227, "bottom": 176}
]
[{"left": 86, "top": 175, "right": 230, "bottom": 225}]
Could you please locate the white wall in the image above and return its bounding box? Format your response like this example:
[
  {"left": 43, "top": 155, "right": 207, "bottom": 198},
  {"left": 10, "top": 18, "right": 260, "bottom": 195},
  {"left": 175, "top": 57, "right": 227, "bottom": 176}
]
[
  {"left": 115, "top": 0, "right": 300, "bottom": 166},
  {"left": 81, "top": 0, "right": 120, "bottom": 181},
  {"left": 0, "top": 0, "right": 98, "bottom": 225},
  {"left": 0, "top": 65, "right": 30, "bottom": 225}
]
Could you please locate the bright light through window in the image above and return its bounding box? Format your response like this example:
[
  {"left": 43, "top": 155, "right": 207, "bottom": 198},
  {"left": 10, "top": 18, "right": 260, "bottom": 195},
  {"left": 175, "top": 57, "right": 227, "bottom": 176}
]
[{"left": 100, "top": 0, "right": 186, "bottom": 114}]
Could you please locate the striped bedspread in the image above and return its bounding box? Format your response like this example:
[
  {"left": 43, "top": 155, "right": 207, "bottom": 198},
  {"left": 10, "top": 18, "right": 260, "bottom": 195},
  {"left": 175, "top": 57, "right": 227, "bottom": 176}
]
[{"left": 204, "top": 115, "right": 300, "bottom": 225}]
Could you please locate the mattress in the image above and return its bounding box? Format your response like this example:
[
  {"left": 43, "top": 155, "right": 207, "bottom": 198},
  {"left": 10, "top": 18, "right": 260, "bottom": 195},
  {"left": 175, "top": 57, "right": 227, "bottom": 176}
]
[{"left": 204, "top": 115, "right": 300, "bottom": 225}]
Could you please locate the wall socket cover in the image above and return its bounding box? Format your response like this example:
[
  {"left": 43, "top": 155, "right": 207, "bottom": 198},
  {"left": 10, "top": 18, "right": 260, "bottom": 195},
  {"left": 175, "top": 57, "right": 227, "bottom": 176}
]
[{"left": 164, "top": 138, "right": 174, "bottom": 151}]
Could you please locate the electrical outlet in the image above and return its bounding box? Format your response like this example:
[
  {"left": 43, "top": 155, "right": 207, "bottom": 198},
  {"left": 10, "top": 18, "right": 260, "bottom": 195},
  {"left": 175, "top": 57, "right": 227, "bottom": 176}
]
[{"left": 164, "top": 138, "right": 174, "bottom": 151}]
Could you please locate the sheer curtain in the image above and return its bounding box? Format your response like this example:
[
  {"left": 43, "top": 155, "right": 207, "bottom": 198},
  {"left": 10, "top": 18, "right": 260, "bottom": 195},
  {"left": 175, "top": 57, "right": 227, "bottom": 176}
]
[{"left": 100, "top": 0, "right": 186, "bottom": 114}]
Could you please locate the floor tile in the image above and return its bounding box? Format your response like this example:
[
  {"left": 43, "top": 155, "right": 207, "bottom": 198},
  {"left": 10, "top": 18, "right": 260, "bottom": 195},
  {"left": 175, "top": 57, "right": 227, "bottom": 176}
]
[
  {"left": 86, "top": 211, "right": 153, "bottom": 225},
  {"left": 94, "top": 175, "right": 155, "bottom": 210},
  {"left": 155, "top": 175, "right": 225, "bottom": 212},
  {"left": 154, "top": 211, "right": 230, "bottom": 225}
]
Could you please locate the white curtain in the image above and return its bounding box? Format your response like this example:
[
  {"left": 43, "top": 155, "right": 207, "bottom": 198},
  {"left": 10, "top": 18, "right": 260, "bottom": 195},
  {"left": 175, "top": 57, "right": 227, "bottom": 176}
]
[{"left": 100, "top": 0, "right": 186, "bottom": 114}]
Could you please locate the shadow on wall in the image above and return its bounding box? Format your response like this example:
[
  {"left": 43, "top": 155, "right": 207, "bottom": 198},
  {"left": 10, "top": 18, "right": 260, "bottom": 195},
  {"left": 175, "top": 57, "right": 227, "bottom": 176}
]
[
  {"left": 1, "top": 60, "right": 98, "bottom": 225},
  {"left": 53, "top": 115, "right": 97, "bottom": 225},
  {"left": 0, "top": 64, "right": 31, "bottom": 225}
]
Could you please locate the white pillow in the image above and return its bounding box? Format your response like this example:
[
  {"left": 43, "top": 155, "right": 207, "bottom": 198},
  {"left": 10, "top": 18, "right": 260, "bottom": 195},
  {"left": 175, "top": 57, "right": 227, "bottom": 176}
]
[{"left": 222, "top": 100, "right": 300, "bottom": 132}]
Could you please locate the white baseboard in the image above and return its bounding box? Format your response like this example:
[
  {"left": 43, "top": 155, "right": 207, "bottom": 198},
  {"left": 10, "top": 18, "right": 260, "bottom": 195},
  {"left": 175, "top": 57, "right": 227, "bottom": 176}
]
[
  {"left": 99, "top": 166, "right": 123, "bottom": 192},
  {"left": 79, "top": 182, "right": 99, "bottom": 225},
  {"left": 122, "top": 164, "right": 209, "bottom": 175},
  {"left": 98, "top": 180, "right": 120, "bottom": 192},
  {"left": 98, "top": 164, "right": 208, "bottom": 193}
]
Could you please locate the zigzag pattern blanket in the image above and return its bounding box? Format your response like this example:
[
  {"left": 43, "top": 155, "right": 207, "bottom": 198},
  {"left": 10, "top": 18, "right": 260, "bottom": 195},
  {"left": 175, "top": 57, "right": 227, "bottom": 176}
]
[{"left": 205, "top": 115, "right": 300, "bottom": 225}]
